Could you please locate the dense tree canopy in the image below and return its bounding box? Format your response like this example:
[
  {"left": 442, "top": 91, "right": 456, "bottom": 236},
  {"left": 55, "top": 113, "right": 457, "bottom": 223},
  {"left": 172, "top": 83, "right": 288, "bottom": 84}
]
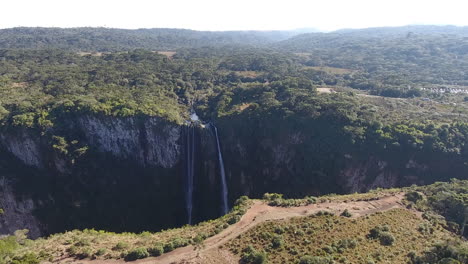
[{"left": 1, "top": 26, "right": 468, "bottom": 164}]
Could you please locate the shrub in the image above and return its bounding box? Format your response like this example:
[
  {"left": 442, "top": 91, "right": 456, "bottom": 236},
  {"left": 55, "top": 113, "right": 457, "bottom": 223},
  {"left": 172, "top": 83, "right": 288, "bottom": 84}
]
[
  {"left": 125, "top": 247, "right": 149, "bottom": 261},
  {"left": 299, "top": 255, "right": 334, "bottom": 264},
  {"left": 10, "top": 253, "right": 41, "bottom": 264},
  {"left": 438, "top": 258, "right": 461, "bottom": 264},
  {"left": 315, "top": 211, "right": 333, "bottom": 217},
  {"left": 95, "top": 248, "right": 106, "bottom": 256},
  {"left": 271, "top": 235, "right": 283, "bottom": 249},
  {"left": 76, "top": 247, "right": 92, "bottom": 259},
  {"left": 12, "top": 113, "right": 35, "bottom": 127},
  {"left": 139, "top": 231, "right": 151, "bottom": 237},
  {"left": 192, "top": 234, "right": 204, "bottom": 245},
  {"left": 0, "top": 235, "right": 19, "bottom": 260},
  {"left": 368, "top": 225, "right": 390, "bottom": 239},
  {"left": 405, "top": 191, "right": 424, "bottom": 203},
  {"left": 172, "top": 237, "right": 189, "bottom": 248},
  {"left": 263, "top": 193, "right": 283, "bottom": 201},
  {"left": 227, "top": 215, "right": 241, "bottom": 225},
  {"left": 148, "top": 244, "right": 164, "bottom": 256},
  {"left": 305, "top": 196, "right": 318, "bottom": 205},
  {"left": 379, "top": 232, "right": 395, "bottom": 246},
  {"left": 289, "top": 247, "right": 299, "bottom": 255},
  {"left": 241, "top": 245, "right": 268, "bottom": 264},
  {"left": 235, "top": 196, "right": 250, "bottom": 206},
  {"left": 335, "top": 238, "right": 357, "bottom": 250},
  {"left": 74, "top": 238, "right": 90, "bottom": 247},
  {"left": 67, "top": 245, "right": 79, "bottom": 255},
  {"left": 367, "top": 225, "right": 395, "bottom": 246},
  {"left": 410, "top": 240, "right": 468, "bottom": 264},
  {"left": 163, "top": 242, "right": 174, "bottom": 252},
  {"left": 112, "top": 242, "right": 129, "bottom": 251},
  {"left": 418, "top": 223, "right": 434, "bottom": 235},
  {"left": 322, "top": 245, "right": 335, "bottom": 254},
  {"left": 295, "top": 229, "right": 305, "bottom": 236},
  {"left": 14, "top": 229, "right": 29, "bottom": 245},
  {"left": 274, "top": 226, "right": 285, "bottom": 234},
  {"left": 340, "top": 209, "right": 352, "bottom": 217}
]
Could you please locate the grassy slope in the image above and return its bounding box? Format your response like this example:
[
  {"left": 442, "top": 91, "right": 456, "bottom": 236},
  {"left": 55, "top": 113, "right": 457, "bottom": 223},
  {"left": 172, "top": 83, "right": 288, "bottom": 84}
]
[
  {"left": 225, "top": 181, "right": 468, "bottom": 264},
  {"left": 226, "top": 209, "right": 450, "bottom": 263}
]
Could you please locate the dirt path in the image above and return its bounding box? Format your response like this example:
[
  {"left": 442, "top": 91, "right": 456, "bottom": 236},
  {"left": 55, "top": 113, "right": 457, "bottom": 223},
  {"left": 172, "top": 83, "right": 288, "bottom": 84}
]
[{"left": 74, "top": 193, "right": 407, "bottom": 264}]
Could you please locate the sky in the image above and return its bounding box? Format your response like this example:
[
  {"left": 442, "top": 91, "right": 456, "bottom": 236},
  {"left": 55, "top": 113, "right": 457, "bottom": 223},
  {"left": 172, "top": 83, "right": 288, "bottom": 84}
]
[{"left": 1, "top": 0, "right": 467, "bottom": 31}]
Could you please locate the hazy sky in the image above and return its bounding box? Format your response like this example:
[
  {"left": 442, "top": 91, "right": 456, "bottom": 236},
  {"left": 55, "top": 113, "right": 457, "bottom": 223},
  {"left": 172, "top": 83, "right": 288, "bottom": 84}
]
[{"left": 1, "top": 0, "right": 467, "bottom": 31}]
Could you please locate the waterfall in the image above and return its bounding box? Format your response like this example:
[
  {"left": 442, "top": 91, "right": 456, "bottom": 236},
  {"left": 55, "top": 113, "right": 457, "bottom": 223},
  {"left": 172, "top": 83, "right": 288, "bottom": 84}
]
[
  {"left": 213, "top": 125, "right": 229, "bottom": 215},
  {"left": 185, "top": 125, "right": 195, "bottom": 225}
]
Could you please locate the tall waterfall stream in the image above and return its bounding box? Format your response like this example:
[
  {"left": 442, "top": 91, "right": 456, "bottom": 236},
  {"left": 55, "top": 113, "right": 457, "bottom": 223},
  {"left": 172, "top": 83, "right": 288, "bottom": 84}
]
[{"left": 184, "top": 111, "right": 229, "bottom": 224}]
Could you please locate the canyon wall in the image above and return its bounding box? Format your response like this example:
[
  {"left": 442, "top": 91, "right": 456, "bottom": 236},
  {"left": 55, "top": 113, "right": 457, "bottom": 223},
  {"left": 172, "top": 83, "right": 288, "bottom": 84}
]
[{"left": 0, "top": 114, "right": 465, "bottom": 238}]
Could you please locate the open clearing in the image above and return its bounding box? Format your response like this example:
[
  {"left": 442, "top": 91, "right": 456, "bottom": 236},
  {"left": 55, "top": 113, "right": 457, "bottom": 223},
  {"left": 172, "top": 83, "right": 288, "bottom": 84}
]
[
  {"left": 316, "top": 87, "right": 336, "bottom": 94},
  {"left": 303, "top": 66, "right": 354, "bottom": 75},
  {"left": 157, "top": 51, "right": 176, "bottom": 58}
]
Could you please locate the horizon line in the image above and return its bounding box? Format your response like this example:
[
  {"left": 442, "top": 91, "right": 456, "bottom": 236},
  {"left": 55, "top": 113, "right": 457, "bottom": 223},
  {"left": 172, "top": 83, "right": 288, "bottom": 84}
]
[{"left": 1, "top": 23, "right": 467, "bottom": 33}]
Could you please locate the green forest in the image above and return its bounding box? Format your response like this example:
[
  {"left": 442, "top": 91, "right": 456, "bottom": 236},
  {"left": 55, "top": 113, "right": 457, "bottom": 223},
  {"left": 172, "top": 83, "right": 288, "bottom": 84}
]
[{"left": 1, "top": 28, "right": 468, "bottom": 157}]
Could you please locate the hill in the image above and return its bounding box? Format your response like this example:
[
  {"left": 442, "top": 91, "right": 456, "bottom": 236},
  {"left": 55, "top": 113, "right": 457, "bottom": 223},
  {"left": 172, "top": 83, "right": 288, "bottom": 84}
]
[
  {"left": 275, "top": 26, "right": 468, "bottom": 90},
  {"left": 1, "top": 180, "right": 466, "bottom": 263},
  {"left": 0, "top": 27, "right": 298, "bottom": 51}
]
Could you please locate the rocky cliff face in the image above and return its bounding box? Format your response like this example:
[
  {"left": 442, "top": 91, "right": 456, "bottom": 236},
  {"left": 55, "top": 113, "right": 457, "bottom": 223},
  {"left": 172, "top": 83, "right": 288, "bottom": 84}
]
[
  {"left": 0, "top": 115, "right": 182, "bottom": 170},
  {"left": 77, "top": 116, "right": 181, "bottom": 168},
  {"left": 216, "top": 115, "right": 464, "bottom": 202},
  {"left": 339, "top": 157, "right": 413, "bottom": 193},
  {"left": 0, "top": 114, "right": 465, "bottom": 238},
  {"left": 0, "top": 180, "right": 41, "bottom": 238},
  {"left": 0, "top": 130, "right": 43, "bottom": 168},
  {"left": 0, "top": 115, "right": 188, "bottom": 238}
]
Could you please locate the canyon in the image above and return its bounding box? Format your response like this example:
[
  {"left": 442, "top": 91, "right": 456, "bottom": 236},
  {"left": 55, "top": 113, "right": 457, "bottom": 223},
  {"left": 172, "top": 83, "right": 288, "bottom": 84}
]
[{"left": 0, "top": 113, "right": 463, "bottom": 238}]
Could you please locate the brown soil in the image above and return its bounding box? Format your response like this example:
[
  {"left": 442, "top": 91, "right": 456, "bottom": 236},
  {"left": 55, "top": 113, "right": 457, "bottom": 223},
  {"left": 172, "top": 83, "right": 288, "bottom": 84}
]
[
  {"left": 317, "top": 87, "right": 335, "bottom": 94},
  {"left": 237, "top": 103, "right": 253, "bottom": 112}
]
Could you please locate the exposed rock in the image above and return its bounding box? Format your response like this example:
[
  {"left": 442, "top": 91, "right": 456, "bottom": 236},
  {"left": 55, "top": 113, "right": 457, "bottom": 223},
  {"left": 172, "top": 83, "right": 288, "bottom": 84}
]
[
  {"left": 77, "top": 115, "right": 181, "bottom": 168},
  {"left": 340, "top": 157, "right": 398, "bottom": 193},
  {"left": 368, "top": 171, "right": 399, "bottom": 190},
  {"left": 0, "top": 179, "right": 41, "bottom": 238},
  {"left": 0, "top": 130, "right": 42, "bottom": 168},
  {"left": 340, "top": 161, "right": 369, "bottom": 193},
  {"left": 143, "top": 118, "right": 181, "bottom": 168},
  {"left": 78, "top": 115, "right": 142, "bottom": 162}
]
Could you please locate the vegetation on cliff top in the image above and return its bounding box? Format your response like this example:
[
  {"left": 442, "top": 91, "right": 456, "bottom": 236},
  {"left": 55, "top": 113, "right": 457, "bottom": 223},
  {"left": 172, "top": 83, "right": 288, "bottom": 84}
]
[
  {"left": 2, "top": 46, "right": 468, "bottom": 163},
  {"left": 1, "top": 27, "right": 468, "bottom": 163}
]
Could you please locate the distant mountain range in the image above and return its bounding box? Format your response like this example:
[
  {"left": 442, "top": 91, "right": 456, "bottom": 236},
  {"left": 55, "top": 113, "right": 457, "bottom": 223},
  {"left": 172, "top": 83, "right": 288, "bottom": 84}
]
[
  {"left": 0, "top": 25, "right": 466, "bottom": 52},
  {"left": 0, "top": 27, "right": 302, "bottom": 51}
]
